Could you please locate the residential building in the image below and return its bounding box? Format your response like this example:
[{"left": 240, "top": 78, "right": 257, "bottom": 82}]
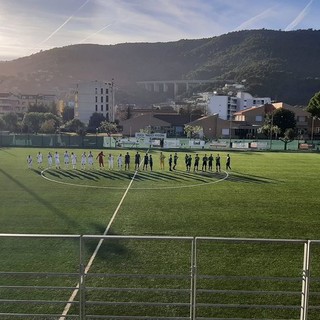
[
  {"left": 0, "top": 92, "right": 57, "bottom": 116},
  {"left": 119, "top": 113, "right": 201, "bottom": 137},
  {"left": 75, "top": 80, "right": 115, "bottom": 124},
  {"left": 207, "top": 92, "right": 271, "bottom": 120}
]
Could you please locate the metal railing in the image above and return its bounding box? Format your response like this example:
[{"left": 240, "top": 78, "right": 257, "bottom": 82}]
[{"left": 0, "top": 234, "right": 319, "bottom": 319}]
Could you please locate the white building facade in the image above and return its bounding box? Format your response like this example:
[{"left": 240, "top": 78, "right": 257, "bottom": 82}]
[
  {"left": 75, "top": 80, "right": 115, "bottom": 124},
  {"left": 207, "top": 92, "right": 271, "bottom": 120}
]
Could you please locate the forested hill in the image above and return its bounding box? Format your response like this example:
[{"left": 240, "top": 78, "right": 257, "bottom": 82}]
[{"left": 1, "top": 29, "right": 320, "bottom": 105}]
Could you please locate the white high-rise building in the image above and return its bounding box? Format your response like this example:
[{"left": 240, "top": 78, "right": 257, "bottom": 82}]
[
  {"left": 75, "top": 80, "right": 115, "bottom": 124},
  {"left": 207, "top": 91, "right": 271, "bottom": 120}
]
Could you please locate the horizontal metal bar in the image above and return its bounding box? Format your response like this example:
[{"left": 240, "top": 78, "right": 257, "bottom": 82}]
[
  {"left": 0, "top": 313, "right": 79, "bottom": 318},
  {"left": 0, "top": 271, "right": 78, "bottom": 277},
  {"left": 86, "top": 316, "right": 189, "bottom": 320},
  {"left": 196, "top": 303, "right": 301, "bottom": 310},
  {"left": 196, "top": 237, "right": 307, "bottom": 244},
  {"left": 85, "top": 286, "right": 190, "bottom": 293},
  {"left": 197, "top": 275, "right": 302, "bottom": 282},
  {"left": 82, "top": 235, "right": 194, "bottom": 241},
  {"left": 0, "top": 299, "right": 78, "bottom": 305},
  {"left": 85, "top": 273, "right": 190, "bottom": 279},
  {"left": 0, "top": 285, "right": 77, "bottom": 291},
  {"left": 86, "top": 301, "right": 190, "bottom": 307},
  {"left": 197, "top": 289, "right": 302, "bottom": 296},
  {"left": 0, "top": 233, "right": 80, "bottom": 239}
]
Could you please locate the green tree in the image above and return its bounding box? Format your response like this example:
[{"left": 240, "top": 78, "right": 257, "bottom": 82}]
[
  {"left": 99, "top": 121, "right": 117, "bottom": 134},
  {"left": 0, "top": 117, "right": 5, "bottom": 130},
  {"left": 272, "top": 108, "right": 296, "bottom": 136},
  {"left": 40, "top": 119, "right": 56, "bottom": 133},
  {"left": 43, "top": 113, "right": 61, "bottom": 130},
  {"left": 62, "top": 106, "right": 74, "bottom": 122},
  {"left": 27, "top": 104, "right": 50, "bottom": 113},
  {"left": 88, "top": 113, "right": 106, "bottom": 131},
  {"left": 184, "top": 124, "right": 203, "bottom": 138},
  {"left": 65, "top": 119, "right": 86, "bottom": 135},
  {"left": 306, "top": 91, "right": 320, "bottom": 118},
  {"left": 280, "top": 128, "right": 295, "bottom": 150},
  {"left": 3, "top": 112, "right": 18, "bottom": 132},
  {"left": 22, "top": 112, "right": 44, "bottom": 133}
]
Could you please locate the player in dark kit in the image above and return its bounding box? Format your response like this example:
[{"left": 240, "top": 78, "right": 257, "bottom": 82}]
[
  {"left": 202, "top": 154, "right": 208, "bottom": 172},
  {"left": 226, "top": 154, "right": 231, "bottom": 170},
  {"left": 173, "top": 153, "right": 178, "bottom": 170},
  {"left": 149, "top": 154, "right": 153, "bottom": 171},
  {"left": 187, "top": 155, "right": 192, "bottom": 172},
  {"left": 143, "top": 153, "right": 149, "bottom": 170},
  {"left": 194, "top": 154, "right": 199, "bottom": 172},
  {"left": 168, "top": 154, "right": 173, "bottom": 171},
  {"left": 134, "top": 152, "right": 141, "bottom": 170},
  {"left": 208, "top": 154, "right": 214, "bottom": 171},
  {"left": 124, "top": 152, "right": 130, "bottom": 170},
  {"left": 215, "top": 154, "right": 221, "bottom": 172}
]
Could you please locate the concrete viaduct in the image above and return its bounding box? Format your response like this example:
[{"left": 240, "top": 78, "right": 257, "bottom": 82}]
[{"left": 137, "top": 79, "right": 234, "bottom": 98}]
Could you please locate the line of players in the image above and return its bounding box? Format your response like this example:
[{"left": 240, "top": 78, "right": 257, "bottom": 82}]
[{"left": 27, "top": 151, "right": 231, "bottom": 172}]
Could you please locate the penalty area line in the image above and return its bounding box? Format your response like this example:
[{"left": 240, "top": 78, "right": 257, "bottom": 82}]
[{"left": 59, "top": 165, "right": 141, "bottom": 320}]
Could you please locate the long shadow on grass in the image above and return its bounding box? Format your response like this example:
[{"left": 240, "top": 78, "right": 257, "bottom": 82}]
[
  {"left": 0, "top": 169, "right": 81, "bottom": 229},
  {"left": 176, "top": 170, "right": 215, "bottom": 183},
  {"left": 44, "top": 170, "right": 65, "bottom": 179},
  {"left": 226, "top": 172, "right": 276, "bottom": 184},
  {"left": 84, "top": 225, "right": 130, "bottom": 262}
]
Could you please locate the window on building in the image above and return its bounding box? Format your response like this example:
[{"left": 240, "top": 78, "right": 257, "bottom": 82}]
[
  {"left": 101, "top": 88, "right": 103, "bottom": 95},
  {"left": 105, "top": 95, "right": 109, "bottom": 102},
  {"left": 255, "top": 115, "right": 263, "bottom": 122},
  {"left": 95, "top": 96, "right": 97, "bottom": 103},
  {"left": 253, "top": 99, "right": 256, "bottom": 104},
  {"left": 101, "top": 96, "right": 103, "bottom": 103},
  {"left": 106, "top": 88, "right": 109, "bottom": 95},
  {"left": 297, "top": 116, "right": 306, "bottom": 123},
  {"left": 101, "top": 105, "right": 103, "bottom": 112},
  {"left": 106, "top": 104, "right": 108, "bottom": 111},
  {"left": 316, "top": 127, "right": 320, "bottom": 133},
  {"left": 95, "top": 105, "right": 98, "bottom": 112},
  {"left": 95, "top": 88, "right": 97, "bottom": 94}
]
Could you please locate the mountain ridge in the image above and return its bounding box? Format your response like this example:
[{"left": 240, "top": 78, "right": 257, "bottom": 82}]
[{"left": 1, "top": 29, "right": 320, "bottom": 105}]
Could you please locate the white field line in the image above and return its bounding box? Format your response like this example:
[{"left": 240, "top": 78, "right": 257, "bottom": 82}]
[
  {"left": 41, "top": 169, "right": 229, "bottom": 190},
  {"left": 59, "top": 159, "right": 143, "bottom": 320}
]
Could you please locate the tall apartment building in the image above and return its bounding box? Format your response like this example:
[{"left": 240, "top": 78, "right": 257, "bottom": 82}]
[
  {"left": 0, "top": 93, "right": 57, "bottom": 116},
  {"left": 75, "top": 80, "right": 115, "bottom": 124},
  {"left": 207, "top": 91, "right": 271, "bottom": 120}
]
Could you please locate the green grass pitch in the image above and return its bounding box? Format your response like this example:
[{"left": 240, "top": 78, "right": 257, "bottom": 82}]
[{"left": 1, "top": 147, "right": 320, "bottom": 319}]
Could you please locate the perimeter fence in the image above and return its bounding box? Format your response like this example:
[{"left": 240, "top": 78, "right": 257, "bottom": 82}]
[
  {"left": 0, "top": 235, "right": 319, "bottom": 320},
  {"left": 0, "top": 132, "right": 316, "bottom": 151}
]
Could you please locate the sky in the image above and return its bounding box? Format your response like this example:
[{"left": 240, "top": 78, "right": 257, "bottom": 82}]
[{"left": 0, "top": 0, "right": 319, "bottom": 61}]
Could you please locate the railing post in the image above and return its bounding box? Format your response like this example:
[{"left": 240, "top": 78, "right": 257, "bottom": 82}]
[
  {"left": 79, "top": 235, "right": 86, "bottom": 320},
  {"left": 300, "top": 240, "right": 311, "bottom": 320},
  {"left": 191, "top": 237, "right": 197, "bottom": 320}
]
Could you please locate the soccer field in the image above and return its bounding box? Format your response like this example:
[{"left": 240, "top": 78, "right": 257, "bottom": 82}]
[{"left": 1, "top": 147, "right": 320, "bottom": 319}]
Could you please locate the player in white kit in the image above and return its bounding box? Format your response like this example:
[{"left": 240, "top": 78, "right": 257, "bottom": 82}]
[
  {"left": 88, "top": 151, "right": 94, "bottom": 169},
  {"left": 71, "top": 152, "right": 77, "bottom": 169},
  {"left": 48, "top": 152, "right": 53, "bottom": 168},
  {"left": 108, "top": 154, "right": 114, "bottom": 170},
  {"left": 37, "top": 152, "right": 43, "bottom": 168},
  {"left": 64, "top": 151, "right": 70, "bottom": 169},
  {"left": 81, "top": 152, "right": 87, "bottom": 170},
  {"left": 54, "top": 151, "right": 61, "bottom": 169},
  {"left": 27, "top": 155, "right": 33, "bottom": 169},
  {"left": 118, "top": 154, "right": 123, "bottom": 170}
]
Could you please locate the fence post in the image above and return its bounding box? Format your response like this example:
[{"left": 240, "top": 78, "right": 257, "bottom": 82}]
[
  {"left": 191, "top": 237, "right": 197, "bottom": 320},
  {"left": 79, "top": 235, "right": 86, "bottom": 320},
  {"left": 300, "top": 240, "right": 311, "bottom": 320}
]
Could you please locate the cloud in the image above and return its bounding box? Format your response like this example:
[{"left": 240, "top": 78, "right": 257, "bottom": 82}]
[{"left": 285, "top": 0, "right": 314, "bottom": 31}]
